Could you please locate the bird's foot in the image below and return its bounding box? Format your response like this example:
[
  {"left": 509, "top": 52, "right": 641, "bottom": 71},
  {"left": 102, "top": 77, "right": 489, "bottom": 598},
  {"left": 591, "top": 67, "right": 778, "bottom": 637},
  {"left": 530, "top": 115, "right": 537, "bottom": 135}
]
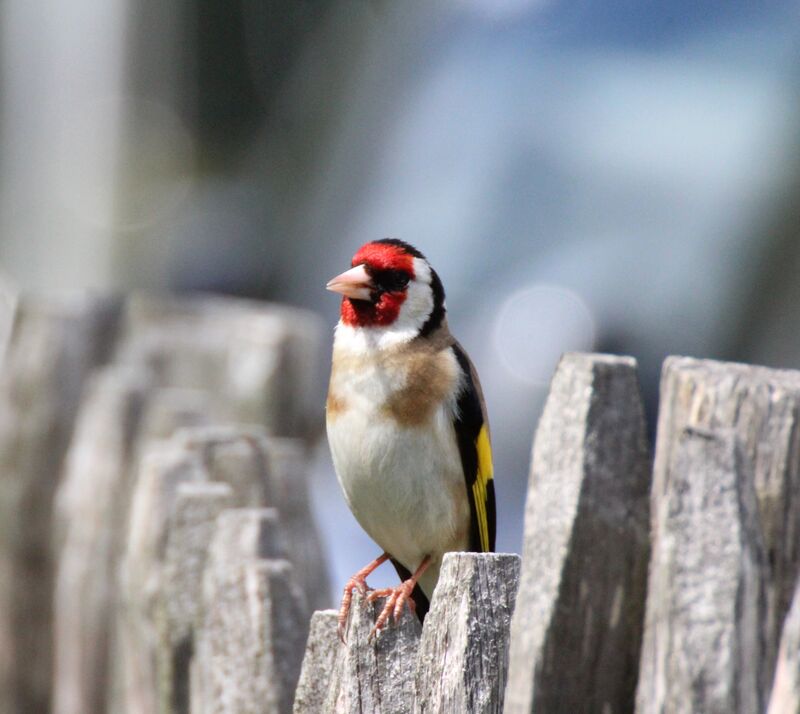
[
  {"left": 367, "top": 580, "right": 417, "bottom": 639},
  {"left": 337, "top": 552, "right": 390, "bottom": 642},
  {"left": 337, "top": 573, "right": 371, "bottom": 642}
]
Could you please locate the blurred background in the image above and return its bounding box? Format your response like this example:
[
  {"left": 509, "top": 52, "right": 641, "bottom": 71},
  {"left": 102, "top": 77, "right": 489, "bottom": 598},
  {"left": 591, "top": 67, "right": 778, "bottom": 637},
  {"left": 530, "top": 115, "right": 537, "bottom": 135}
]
[{"left": 3, "top": 0, "right": 800, "bottom": 595}]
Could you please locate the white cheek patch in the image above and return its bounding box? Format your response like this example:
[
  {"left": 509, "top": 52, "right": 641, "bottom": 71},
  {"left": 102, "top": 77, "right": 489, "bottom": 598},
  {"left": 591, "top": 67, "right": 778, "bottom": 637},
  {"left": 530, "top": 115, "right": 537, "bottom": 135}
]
[{"left": 392, "top": 257, "right": 433, "bottom": 332}]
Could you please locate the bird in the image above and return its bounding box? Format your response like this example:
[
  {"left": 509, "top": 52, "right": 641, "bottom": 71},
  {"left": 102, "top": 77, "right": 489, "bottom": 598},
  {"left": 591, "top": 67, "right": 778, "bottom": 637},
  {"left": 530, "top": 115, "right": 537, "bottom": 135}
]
[{"left": 325, "top": 238, "right": 496, "bottom": 639}]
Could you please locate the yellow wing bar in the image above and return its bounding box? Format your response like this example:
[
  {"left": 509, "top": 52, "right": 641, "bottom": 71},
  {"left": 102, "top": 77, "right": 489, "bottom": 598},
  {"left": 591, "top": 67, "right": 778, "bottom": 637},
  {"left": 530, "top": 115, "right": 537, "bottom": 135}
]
[{"left": 471, "top": 424, "right": 494, "bottom": 552}]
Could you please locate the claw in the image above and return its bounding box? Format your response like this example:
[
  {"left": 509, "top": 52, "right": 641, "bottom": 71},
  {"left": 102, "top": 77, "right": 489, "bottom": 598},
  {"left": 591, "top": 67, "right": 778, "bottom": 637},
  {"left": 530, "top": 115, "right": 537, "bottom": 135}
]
[
  {"left": 337, "top": 585, "right": 354, "bottom": 643},
  {"left": 337, "top": 553, "right": 390, "bottom": 643},
  {"left": 337, "top": 574, "right": 369, "bottom": 642},
  {"left": 366, "top": 587, "right": 393, "bottom": 603},
  {"left": 368, "top": 579, "right": 417, "bottom": 640},
  {"left": 340, "top": 554, "right": 431, "bottom": 642}
]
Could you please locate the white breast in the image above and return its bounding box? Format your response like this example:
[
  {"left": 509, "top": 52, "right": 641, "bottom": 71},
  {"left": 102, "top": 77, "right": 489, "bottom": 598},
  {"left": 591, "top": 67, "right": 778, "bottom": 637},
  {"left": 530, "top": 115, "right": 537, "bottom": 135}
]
[{"left": 326, "top": 327, "right": 470, "bottom": 596}]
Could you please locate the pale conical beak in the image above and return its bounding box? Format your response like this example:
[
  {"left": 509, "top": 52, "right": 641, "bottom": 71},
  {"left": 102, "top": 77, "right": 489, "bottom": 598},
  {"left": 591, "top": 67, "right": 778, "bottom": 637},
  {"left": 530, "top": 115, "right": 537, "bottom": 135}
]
[{"left": 326, "top": 264, "right": 374, "bottom": 301}]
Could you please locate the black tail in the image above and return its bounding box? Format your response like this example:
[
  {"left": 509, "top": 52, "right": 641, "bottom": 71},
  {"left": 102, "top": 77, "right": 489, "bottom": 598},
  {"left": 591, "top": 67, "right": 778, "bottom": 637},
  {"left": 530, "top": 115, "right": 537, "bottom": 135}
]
[{"left": 390, "top": 558, "right": 430, "bottom": 622}]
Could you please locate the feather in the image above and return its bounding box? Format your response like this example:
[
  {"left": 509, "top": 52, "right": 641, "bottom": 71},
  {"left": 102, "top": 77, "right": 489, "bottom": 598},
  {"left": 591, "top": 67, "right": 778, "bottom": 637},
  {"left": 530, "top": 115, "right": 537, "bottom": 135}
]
[{"left": 452, "top": 342, "right": 497, "bottom": 553}]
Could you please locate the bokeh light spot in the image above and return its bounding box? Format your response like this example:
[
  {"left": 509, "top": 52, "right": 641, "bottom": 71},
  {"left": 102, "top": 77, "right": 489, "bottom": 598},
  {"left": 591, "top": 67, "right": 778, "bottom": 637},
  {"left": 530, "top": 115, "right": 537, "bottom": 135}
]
[{"left": 493, "top": 283, "right": 596, "bottom": 386}]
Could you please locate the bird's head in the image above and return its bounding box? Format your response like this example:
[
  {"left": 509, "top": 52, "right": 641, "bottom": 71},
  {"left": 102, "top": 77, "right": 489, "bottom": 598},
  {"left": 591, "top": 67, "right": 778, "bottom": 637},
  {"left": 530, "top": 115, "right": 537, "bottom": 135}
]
[{"left": 326, "top": 239, "right": 445, "bottom": 336}]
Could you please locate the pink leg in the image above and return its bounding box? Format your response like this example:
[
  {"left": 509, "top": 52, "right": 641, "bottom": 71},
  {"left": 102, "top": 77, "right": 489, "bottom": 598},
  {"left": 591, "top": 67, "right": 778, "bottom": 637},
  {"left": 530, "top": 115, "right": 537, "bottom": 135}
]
[
  {"left": 368, "top": 555, "right": 432, "bottom": 639},
  {"left": 338, "top": 552, "right": 390, "bottom": 642}
]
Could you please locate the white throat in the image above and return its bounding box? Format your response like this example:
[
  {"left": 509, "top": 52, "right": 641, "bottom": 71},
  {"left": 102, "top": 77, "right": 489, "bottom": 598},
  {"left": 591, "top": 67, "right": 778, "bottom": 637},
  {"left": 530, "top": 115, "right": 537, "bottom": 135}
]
[{"left": 334, "top": 322, "right": 418, "bottom": 354}]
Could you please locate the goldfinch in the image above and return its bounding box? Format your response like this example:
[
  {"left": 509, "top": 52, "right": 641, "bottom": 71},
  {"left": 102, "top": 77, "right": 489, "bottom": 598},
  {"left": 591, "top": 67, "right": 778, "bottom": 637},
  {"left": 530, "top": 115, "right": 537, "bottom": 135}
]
[{"left": 325, "top": 239, "right": 496, "bottom": 638}]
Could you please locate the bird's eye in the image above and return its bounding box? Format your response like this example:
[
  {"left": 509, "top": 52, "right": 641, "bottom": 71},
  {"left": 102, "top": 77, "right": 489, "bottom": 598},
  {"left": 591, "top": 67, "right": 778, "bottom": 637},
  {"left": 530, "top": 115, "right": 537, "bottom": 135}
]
[{"left": 374, "top": 269, "right": 410, "bottom": 292}]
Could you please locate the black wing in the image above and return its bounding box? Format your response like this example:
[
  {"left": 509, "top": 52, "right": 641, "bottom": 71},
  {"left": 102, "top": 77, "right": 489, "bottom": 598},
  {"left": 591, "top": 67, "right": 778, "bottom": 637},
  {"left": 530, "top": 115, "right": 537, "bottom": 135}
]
[{"left": 451, "top": 342, "right": 496, "bottom": 553}]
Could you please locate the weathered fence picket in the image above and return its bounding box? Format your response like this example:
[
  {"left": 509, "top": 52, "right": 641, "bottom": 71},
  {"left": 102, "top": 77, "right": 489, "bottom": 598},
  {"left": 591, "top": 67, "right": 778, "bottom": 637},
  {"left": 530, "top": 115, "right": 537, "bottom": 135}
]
[
  {"left": 295, "top": 553, "right": 520, "bottom": 714},
  {"left": 322, "top": 591, "right": 421, "bottom": 714},
  {"left": 636, "top": 426, "right": 768, "bottom": 714},
  {"left": 53, "top": 368, "right": 151, "bottom": 714},
  {"left": 292, "top": 611, "right": 340, "bottom": 713},
  {"left": 636, "top": 357, "right": 800, "bottom": 714},
  {"left": 116, "top": 294, "right": 323, "bottom": 439},
  {"left": 158, "top": 482, "right": 236, "bottom": 713},
  {"left": 197, "top": 533, "right": 308, "bottom": 714},
  {"left": 259, "top": 437, "right": 331, "bottom": 613},
  {"left": 505, "top": 353, "right": 651, "bottom": 714},
  {"left": 192, "top": 508, "right": 289, "bottom": 713},
  {"left": 116, "top": 441, "right": 207, "bottom": 714},
  {"left": 0, "top": 295, "right": 122, "bottom": 714},
  {"left": 414, "top": 552, "right": 520, "bottom": 713}
]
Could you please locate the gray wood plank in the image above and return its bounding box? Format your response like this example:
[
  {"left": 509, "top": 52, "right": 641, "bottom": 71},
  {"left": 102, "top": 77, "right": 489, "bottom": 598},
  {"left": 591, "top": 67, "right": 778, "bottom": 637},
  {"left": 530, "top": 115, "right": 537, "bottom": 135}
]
[
  {"left": 635, "top": 427, "right": 768, "bottom": 714},
  {"left": 414, "top": 552, "right": 520, "bottom": 714},
  {"left": 505, "top": 353, "right": 651, "bottom": 714}
]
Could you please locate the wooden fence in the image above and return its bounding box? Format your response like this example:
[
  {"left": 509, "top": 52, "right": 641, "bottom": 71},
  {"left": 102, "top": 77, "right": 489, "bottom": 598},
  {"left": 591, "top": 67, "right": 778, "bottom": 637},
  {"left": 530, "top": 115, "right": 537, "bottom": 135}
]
[
  {"left": 2, "top": 289, "right": 800, "bottom": 713},
  {"left": 0, "top": 293, "right": 326, "bottom": 714},
  {"left": 296, "top": 353, "right": 800, "bottom": 713}
]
